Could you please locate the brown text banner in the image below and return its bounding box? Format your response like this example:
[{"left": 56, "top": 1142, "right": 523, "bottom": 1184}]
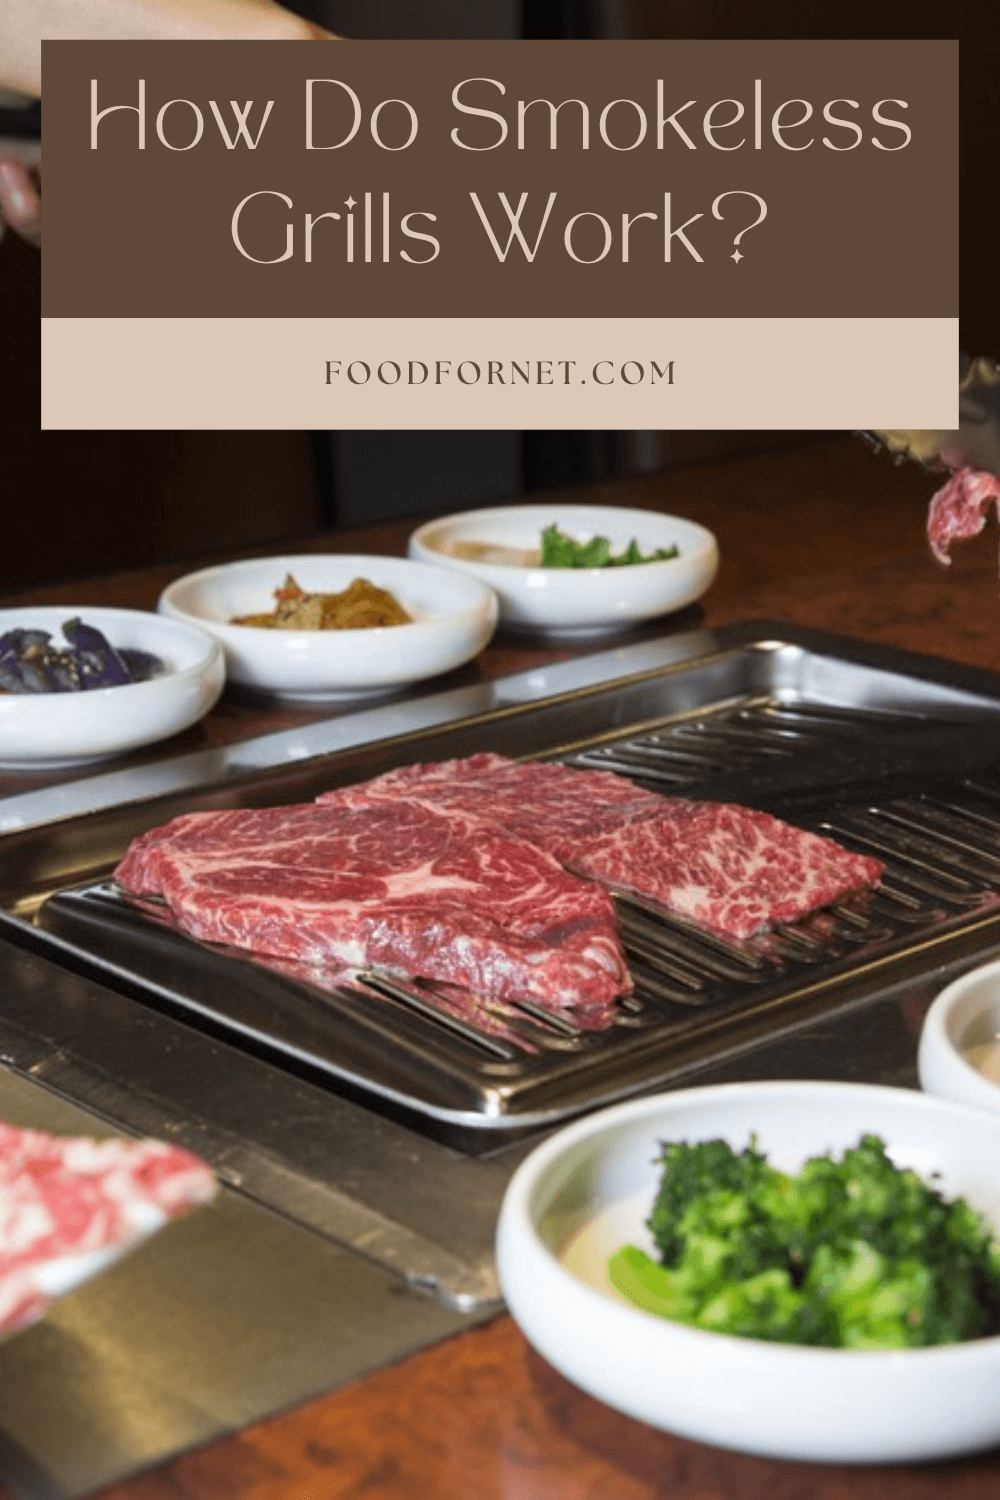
[{"left": 42, "top": 39, "right": 956, "bottom": 321}]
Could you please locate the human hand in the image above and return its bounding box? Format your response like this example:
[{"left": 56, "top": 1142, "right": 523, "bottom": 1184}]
[{"left": 0, "top": 155, "right": 41, "bottom": 250}]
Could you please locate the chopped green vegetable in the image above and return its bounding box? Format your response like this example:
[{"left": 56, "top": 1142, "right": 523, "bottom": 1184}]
[
  {"left": 540, "top": 524, "right": 679, "bottom": 569},
  {"left": 608, "top": 1134, "right": 1000, "bottom": 1348}
]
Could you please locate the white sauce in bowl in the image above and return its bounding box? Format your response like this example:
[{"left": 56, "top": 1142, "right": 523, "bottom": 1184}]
[{"left": 964, "top": 1039, "right": 1000, "bottom": 1084}]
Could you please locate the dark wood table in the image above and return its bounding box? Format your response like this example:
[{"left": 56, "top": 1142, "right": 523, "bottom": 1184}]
[{"left": 7, "top": 434, "right": 1000, "bottom": 1499}]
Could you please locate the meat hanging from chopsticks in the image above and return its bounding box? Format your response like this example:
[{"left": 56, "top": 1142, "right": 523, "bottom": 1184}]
[{"left": 926, "top": 468, "right": 1000, "bottom": 569}]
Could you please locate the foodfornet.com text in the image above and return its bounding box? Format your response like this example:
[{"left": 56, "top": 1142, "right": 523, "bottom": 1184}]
[{"left": 323, "top": 358, "right": 676, "bottom": 387}]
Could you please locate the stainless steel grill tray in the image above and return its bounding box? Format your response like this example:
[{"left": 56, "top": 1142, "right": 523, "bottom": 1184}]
[{"left": 8, "top": 622, "right": 1000, "bottom": 1140}]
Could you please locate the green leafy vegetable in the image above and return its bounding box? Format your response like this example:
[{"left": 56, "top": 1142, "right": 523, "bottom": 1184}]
[
  {"left": 540, "top": 524, "right": 679, "bottom": 569},
  {"left": 608, "top": 1134, "right": 1000, "bottom": 1348}
]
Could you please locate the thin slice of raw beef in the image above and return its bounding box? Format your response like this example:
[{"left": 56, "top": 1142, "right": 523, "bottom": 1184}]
[
  {"left": 927, "top": 467, "right": 1000, "bottom": 567},
  {"left": 115, "top": 800, "right": 629, "bottom": 1016},
  {"left": 0, "top": 1127, "right": 215, "bottom": 1337},
  {"left": 318, "top": 755, "right": 883, "bottom": 942}
]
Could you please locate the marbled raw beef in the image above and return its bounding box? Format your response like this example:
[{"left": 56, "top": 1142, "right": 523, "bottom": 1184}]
[
  {"left": 0, "top": 1126, "right": 215, "bottom": 1337},
  {"left": 563, "top": 797, "right": 883, "bottom": 940},
  {"left": 319, "top": 755, "right": 883, "bottom": 941},
  {"left": 927, "top": 467, "right": 1000, "bottom": 567},
  {"left": 318, "top": 751, "right": 661, "bottom": 857},
  {"left": 115, "top": 800, "right": 629, "bottom": 1016}
]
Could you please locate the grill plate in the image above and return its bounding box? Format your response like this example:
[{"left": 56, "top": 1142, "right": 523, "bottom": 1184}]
[{"left": 9, "top": 623, "right": 1000, "bottom": 1140}]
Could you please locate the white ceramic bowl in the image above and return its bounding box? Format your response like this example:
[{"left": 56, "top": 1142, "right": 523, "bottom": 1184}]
[
  {"left": 918, "top": 958, "right": 1000, "bottom": 1115},
  {"left": 496, "top": 1080, "right": 1000, "bottom": 1464},
  {"left": 0, "top": 607, "right": 224, "bottom": 768},
  {"left": 158, "top": 554, "right": 499, "bottom": 702},
  {"left": 408, "top": 504, "right": 718, "bottom": 635}
]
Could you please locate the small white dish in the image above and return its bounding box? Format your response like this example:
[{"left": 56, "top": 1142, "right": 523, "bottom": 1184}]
[
  {"left": 496, "top": 1080, "right": 1000, "bottom": 1464},
  {"left": 158, "top": 554, "right": 498, "bottom": 703},
  {"left": 408, "top": 504, "right": 718, "bottom": 635},
  {"left": 0, "top": 607, "right": 224, "bottom": 768},
  {"left": 918, "top": 958, "right": 1000, "bottom": 1115}
]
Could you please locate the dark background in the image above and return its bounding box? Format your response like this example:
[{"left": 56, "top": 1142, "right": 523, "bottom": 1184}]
[{"left": 2, "top": 0, "right": 996, "bottom": 593}]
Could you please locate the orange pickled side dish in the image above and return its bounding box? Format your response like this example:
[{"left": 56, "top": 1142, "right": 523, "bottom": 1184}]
[{"left": 232, "top": 574, "right": 412, "bottom": 630}]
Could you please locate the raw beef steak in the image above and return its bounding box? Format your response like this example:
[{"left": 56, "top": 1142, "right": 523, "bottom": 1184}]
[
  {"left": 317, "top": 751, "right": 662, "bottom": 857},
  {"left": 927, "top": 467, "right": 1000, "bottom": 567},
  {"left": 115, "top": 800, "right": 629, "bottom": 1015},
  {"left": 563, "top": 798, "right": 883, "bottom": 940},
  {"left": 0, "top": 1127, "right": 215, "bottom": 1337},
  {"left": 319, "top": 755, "right": 883, "bottom": 941}
]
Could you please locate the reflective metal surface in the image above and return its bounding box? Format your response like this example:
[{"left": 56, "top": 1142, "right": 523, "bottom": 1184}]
[
  {"left": 0, "top": 931, "right": 980, "bottom": 1498},
  {"left": 3, "top": 624, "right": 1000, "bottom": 1492},
  {"left": 0, "top": 945, "right": 488, "bottom": 1498},
  {"left": 7, "top": 625, "right": 1000, "bottom": 1141},
  {"left": 0, "top": 629, "right": 720, "bottom": 836}
]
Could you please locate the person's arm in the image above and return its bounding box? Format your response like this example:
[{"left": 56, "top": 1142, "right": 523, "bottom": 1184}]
[
  {"left": 2, "top": 0, "right": 333, "bottom": 98},
  {"left": 0, "top": 0, "right": 334, "bottom": 247}
]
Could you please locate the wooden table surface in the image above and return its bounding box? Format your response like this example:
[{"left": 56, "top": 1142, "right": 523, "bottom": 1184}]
[{"left": 8, "top": 434, "right": 1000, "bottom": 1499}]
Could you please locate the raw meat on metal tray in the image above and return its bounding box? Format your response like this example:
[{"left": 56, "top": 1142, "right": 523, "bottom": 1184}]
[
  {"left": 114, "top": 801, "right": 629, "bottom": 1016},
  {"left": 564, "top": 799, "right": 883, "bottom": 941},
  {"left": 319, "top": 754, "right": 883, "bottom": 941},
  {"left": 0, "top": 1126, "right": 215, "bottom": 1338},
  {"left": 927, "top": 467, "right": 1000, "bottom": 568},
  {"left": 318, "top": 751, "right": 664, "bottom": 856}
]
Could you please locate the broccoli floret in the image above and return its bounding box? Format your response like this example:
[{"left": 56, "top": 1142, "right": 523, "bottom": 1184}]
[
  {"left": 647, "top": 1137, "right": 776, "bottom": 1266},
  {"left": 610, "top": 1132, "right": 1000, "bottom": 1349}
]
